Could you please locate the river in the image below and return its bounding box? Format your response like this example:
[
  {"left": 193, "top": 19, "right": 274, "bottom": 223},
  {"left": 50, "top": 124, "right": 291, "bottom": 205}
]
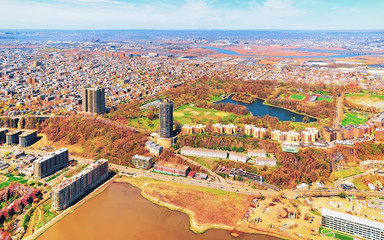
[
  {"left": 38, "top": 183, "right": 279, "bottom": 240},
  {"left": 217, "top": 96, "right": 317, "bottom": 122},
  {"left": 200, "top": 46, "right": 379, "bottom": 58}
]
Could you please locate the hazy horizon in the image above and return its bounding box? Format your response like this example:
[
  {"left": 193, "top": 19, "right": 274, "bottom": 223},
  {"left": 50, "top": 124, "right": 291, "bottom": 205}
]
[{"left": 0, "top": 0, "right": 383, "bottom": 30}]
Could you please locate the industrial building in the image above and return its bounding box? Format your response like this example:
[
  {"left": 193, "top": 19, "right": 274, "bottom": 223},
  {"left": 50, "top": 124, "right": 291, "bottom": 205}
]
[
  {"left": 52, "top": 159, "right": 109, "bottom": 211},
  {"left": 321, "top": 208, "right": 384, "bottom": 240},
  {"left": 6, "top": 130, "right": 22, "bottom": 145},
  {"left": 19, "top": 130, "right": 37, "bottom": 148},
  {"left": 153, "top": 161, "right": 190, "bottom": 177},
  {"left": 132, "top": 154, "right": 152, "bottom": 170},
  {"left": 34, "top": 148, "right": 69, "bottom": 179},
  {"left": 82, "top": 87, "right": 105, "bottom": 114},
  {"left": 159, "top": 99, "right": 173, "bottom": 138}
]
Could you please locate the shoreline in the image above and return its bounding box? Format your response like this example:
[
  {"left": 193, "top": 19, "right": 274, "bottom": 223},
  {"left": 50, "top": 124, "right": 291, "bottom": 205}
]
[
  {"left": 115, "top": 177, "right": 297, "bottom": 240},
  {"left": 29, "top": 176, "right": 297, "bottom": 240},
  {"left": 24, "top": 174, "right": 118, "bottom": 240},
  {"left": 217, "top": 93, "right": 319, "bottom": 121}
]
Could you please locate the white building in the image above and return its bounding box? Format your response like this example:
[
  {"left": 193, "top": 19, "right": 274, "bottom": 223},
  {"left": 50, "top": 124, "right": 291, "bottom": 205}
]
[
  {"left": 248, "top": 149, "right": 267, "bottom": 158},
  {"left": 180, "top": 147, "right": 228, "bottom": 159},
  {"left": 228, "top": 152, "right": 249, "bottom": 163},
  {"left": 255, "top": 157, "right": 277, "bottom": 167},
  {"left": 322, "top": 208, "right": 384, "bottom": 240}
]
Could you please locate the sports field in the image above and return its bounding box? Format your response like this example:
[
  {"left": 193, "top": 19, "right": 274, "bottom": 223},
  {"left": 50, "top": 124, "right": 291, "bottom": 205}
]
[
  {"left": 319, "top": 227, "right": 354, "bottom": 240},
  {"left": 341, "top": 113, "right": 367, "bottom": 126},
  {"left": 317, "top": 97, "right": 333, "bottom": 102},
  {"left": 345, "top": 93, "right": 384, "bottom": 110},
  {"left": 288, "top": 94, "right": 307, "bottom": 100}
]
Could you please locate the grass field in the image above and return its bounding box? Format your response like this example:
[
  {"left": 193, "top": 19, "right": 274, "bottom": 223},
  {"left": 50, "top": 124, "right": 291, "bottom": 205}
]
[
  {"left": 319, "top": 227, "right": 354, "bottom": 240},
  {"left": 289, "top": 94, "right": 307, "bottom": 101},
  {"left": 125, "top": 117, "right": 159, "bottom": 131},
  {"left": 329, "top": 167, "right": 362, "bottom": 182},
  {"left": 341, "top": 113, "right": 367, "bottom": 126},
  {"left": 0, "top": 175, "right": 29, "bottom": 189},
  {"left": 188, "top": 156, "right": 216, "bottom": 169},
  {"left": 317, "top": 97, "right": 333, "bottom": 102},
  {"left": 174, "top": 105, "right": 239, "bottom": 125}
]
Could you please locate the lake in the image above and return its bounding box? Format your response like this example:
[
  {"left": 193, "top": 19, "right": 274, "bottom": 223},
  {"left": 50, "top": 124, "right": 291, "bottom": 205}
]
[
  {"left": 217, "top": 96, "right": 317, "bottom": 122},
  {"left": 38, "top": 183, "right": 279, "bottom": 240}
]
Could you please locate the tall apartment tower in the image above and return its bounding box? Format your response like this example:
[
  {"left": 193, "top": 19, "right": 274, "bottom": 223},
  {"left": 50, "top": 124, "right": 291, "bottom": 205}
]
[
  {"left": 82, "top": 87, "right": 105, "bottom": 114},
  {"left": 159, "top": 99, "right": 173, "bottom": 138}
]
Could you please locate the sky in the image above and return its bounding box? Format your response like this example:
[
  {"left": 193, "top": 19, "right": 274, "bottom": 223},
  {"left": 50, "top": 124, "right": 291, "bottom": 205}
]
[{"left": 0, "top": 0, "right": 383, "bottom": 30}]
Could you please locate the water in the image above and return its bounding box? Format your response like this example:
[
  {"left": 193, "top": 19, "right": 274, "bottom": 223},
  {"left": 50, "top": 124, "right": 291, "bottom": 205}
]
[
  {"left": 217, "top": 96, "right": 317, "bottom": 122},
  {"left": 38, "top": 183, "right": 279, "bottom": 240},
  {"left": 200, "top": 46, "right": 379, "bottom": 59}
]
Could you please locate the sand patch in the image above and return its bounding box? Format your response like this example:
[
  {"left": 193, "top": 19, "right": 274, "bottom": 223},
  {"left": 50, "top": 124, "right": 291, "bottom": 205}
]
[
  {"left": 204, "top": 112, "right": 211, "bottom": 115},
  {"left": 215, "top": 112, "right": 230, "bottom": 117},
  {"left": 190, "top": 111, "right": 200, "bottom": 116},
  {"left": 347, "top": 95, "right": 384, "bottom": 110},
  {"left": 183, "top": 108, "right": 193, "bottom": 112},
  {"left": 174, "top": 112, "right": 185, "bottom": 117}
]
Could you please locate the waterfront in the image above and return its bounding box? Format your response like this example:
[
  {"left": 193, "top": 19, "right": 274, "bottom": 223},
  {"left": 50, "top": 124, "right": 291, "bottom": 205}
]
[
  {"left": 38, "top": 183, "right": 279, "bottom": 240},
  {"left": 217, "top": 96, "right": 317, "bottom": 122}
]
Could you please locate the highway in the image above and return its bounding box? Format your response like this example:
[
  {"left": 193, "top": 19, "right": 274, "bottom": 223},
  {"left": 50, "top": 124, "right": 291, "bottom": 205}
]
[{"left": 3, "top": 147, "right": 384, "bottom": 199}]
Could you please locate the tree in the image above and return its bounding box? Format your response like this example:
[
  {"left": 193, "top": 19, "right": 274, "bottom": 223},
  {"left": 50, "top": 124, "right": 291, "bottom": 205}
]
[
  {"left": 291, "top": 117, "right": 296, "bottom": 122},
  {"left": 303, "top": 116, "right": 310, "bottom": 123}
]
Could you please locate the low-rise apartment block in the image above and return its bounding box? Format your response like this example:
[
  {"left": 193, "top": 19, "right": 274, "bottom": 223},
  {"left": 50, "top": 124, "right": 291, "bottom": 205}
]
[
  {"left": 228, "top": 152, "right": 249, "bottom": 163},
  {"left": 145, "top": 140, "right": 163, "bottom": 156},
  {"left": 153, "top": 161, "right": 190, "bottom": 177},
  {"left": 34, "top": 148, "right": 69, "bottom": 179},
  {"left": 360, "top": 160, "right": 384, "bottom": 172},
  {"left": 255, "top": 157, "right": 277, "bottom": 167},
  {"left": 244, "top": 125, "right": 267, "bottom": 139},
  {"left": 180, "top": 147, "right": 228, "bottom": 159},
  {"left": 212, "top": 123, "right": 238, "bottom": 134},
  {"left": 52, "top": 159, "right": 109, "bottom": 211},
  {"left": 247, "top": 149, "right": 267, "bottom": 158},
  {"left": 132, "top": 154, "right": 152, "bottom": 170},
  {"left": 181, "top": 124, "right": 206, "bottom": 134}
]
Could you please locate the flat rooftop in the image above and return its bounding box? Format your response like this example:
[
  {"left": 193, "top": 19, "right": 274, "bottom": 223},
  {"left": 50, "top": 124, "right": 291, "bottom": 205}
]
[{"left": 155, "top": 161, "right": 189, "bottom": 171}]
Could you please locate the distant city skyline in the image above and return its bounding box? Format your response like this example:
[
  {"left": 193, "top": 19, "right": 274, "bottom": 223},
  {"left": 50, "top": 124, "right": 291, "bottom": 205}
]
[{"left": 0, "top": 0, "right": 383, "bottom": 30}]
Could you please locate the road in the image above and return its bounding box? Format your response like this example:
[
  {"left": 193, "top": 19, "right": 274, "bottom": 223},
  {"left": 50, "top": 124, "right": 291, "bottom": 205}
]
[
  {"left": 334, "top": 92, "right": 344, "bottom": 127},
  {"left": 3, "top": 146, "right": 384, "bottom": 199}
]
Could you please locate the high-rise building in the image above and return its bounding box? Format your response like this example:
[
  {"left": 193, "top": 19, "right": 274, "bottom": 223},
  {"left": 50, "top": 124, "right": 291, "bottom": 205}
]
[
  {"left": 34, "top": 148, "right": 69, "bottom": 179},
  {"left": 82, "top": 87, "right": 105, "bottom": 114},
  {"left": 52, "top": 159, "right": 109, "bottom": 211},
  {"left": 159, "top": 99, "right": 173, "bottom": 138}
]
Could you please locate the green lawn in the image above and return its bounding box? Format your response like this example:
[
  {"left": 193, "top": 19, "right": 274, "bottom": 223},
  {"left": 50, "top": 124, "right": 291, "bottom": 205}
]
[
  {"left": 345, "top": 93, "right": 365, "bottom": 97},
  {"left": 289, "top": 94, "right": 307, "bottom": 101},
  {"left": 319, "top": 227, "right": 354, "bottom": 240},
  {"left": 0, "top": 175, "right": 29, "bottom": 190},
  {"left": 317, "top": 97, "right": 333, "bottom": 102},
  {"left": 341, "top": 113, "right": 367, "bottom": 126},
  {"left": 187, "top": 156, "right": 215, "bottom": 169},
  {"left": 126, "top": 117, "right": 159, "bottom": 131},
  {"left": 174, "top": 105, "right": 239, "bottom": 125},
  {"left": 329, "top": 167, "right": 362, "bottom": 182},
  {"left": 369, "top": 94, "right": 384, "bottom": 100}
]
